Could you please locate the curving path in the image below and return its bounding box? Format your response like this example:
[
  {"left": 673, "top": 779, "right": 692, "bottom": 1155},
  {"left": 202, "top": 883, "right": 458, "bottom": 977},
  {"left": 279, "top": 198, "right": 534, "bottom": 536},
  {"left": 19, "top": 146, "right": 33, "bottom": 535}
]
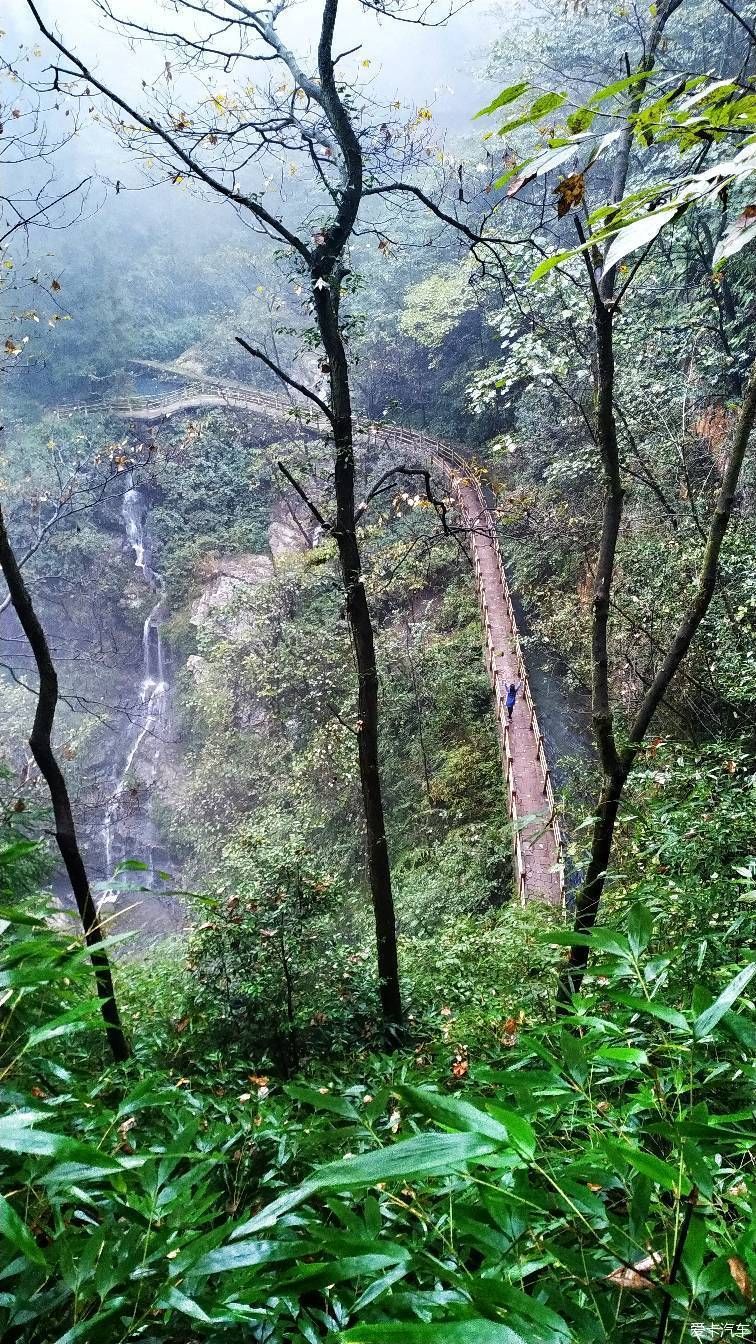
[{"left": 58, "top": 374, "right": 564, "bottom": 907}]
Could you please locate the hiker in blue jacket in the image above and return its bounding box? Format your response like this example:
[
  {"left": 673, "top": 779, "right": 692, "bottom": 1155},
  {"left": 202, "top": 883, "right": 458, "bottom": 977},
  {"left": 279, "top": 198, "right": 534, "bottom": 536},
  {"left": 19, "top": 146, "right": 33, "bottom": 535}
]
[{"left": 506, "top": 678, "right": 522, "bottom": 720}]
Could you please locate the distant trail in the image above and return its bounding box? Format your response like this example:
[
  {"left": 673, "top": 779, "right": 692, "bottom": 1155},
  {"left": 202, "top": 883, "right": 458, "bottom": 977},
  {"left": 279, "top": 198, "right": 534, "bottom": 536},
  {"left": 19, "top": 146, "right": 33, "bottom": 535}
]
[{"left": 58, "top": 370, "right": 564, "bottom": 907}]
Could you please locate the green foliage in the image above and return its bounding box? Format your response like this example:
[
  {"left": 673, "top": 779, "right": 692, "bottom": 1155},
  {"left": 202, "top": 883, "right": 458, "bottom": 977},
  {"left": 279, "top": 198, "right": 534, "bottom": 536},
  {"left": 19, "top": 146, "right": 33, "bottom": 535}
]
[
  {"left": 3, "top": 4, "right": 756, "bottom": 1339},
  {"left": 2, "top": 810, "right": 753, "bottom": 1344},
  {"left": 605, "top": 739, "right": 756, "bottom": 993},
  {"left": 402, "top": 899, "right": 561, "bottom": 1045},
  {"left": 185, "top": 818, "right": 381, "bottom": 1069},
  {"left": 399, "top": 263, "right": 479, "bottom": 351},
  {"left": 146, "top": 416, "right": 276, "bottom": 605},
  {"left": 209, "top": 931, "right": 756, "bottom": 1343},
  {"left": 0, "top": 772, "right": 53, "bottom": 907}
]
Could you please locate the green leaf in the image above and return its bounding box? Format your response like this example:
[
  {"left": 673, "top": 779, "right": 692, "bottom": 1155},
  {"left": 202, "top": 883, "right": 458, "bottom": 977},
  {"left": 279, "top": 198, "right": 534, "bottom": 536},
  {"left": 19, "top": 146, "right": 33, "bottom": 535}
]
[
  {"left": 338, "top": 1323, "right": 529, "bottom": 1343},
  {"left": 0, "top": 904, "right": 45, "bottom": 927},
  {"left": 529, "top": 250, "right": 574, "bottom": 282},
  {"left": 24, "top": 1002, "right": 101, "bottom": 1050},
  {"left": 474, "top": 83, "right": 530, "bottom": 119},
  {"left": 313, "top": 1130, "right": 499, "bottom": 1189},
  {"left": 495, "top": 92, "right": 568, "bottom": 137},
  {"left": 158, "top": 1286, "right": 212, "bottom": 1323},
  {"left": 285, "top": 1083, "right": 360, "bottom": 1120},
  {"left": 604, "top": 1140, "right": 691, "bottom": 1195},
  {"left": 693, "top": 963, "right": 756, "bottom": 1040},
  {"left": 191, "top": 1238, "right": 303, "bottom": 1276},
  {"left": 587, "top": 71, "right": 658, "bottom": 105},
  {"left": 0, "top": 1113, "right": 129, "bottom": 1171},
  {"left": 609, "top": 992, "right": 687, "bottom": 1030},
  {"left": 529, "top": 92, "right": 568, "bottom": 120},
  {"left": 397, "top": 1085, "right": 510, "bottom": 1142},
  {"left": 278, "top": 1251, "right": 409, "bottom": 1291},
  {"left": 233, "top": 1132, "right": 499, "bottom": 1238},
  {"left": 547, "top": 928, "right": 630, "bottom": 957},
  {"left": 352, "top": 1263, "right": 409, "bottom": 1311},
  {"left": 627, "top": 904, "right": 653, "bottom": 957},
  {"left": 567, "top": 106, "right": 596, "bottom": 134},
  {"left": 0, "top": 1193, "right": 46, "bottom": 1265},
  {"left": 231, "top": 1181, "right": 320, "bottom": 1237},
  {"left": 595, "top": 1047, "right": 649, "bottom": 1067},
  {"left": 51, "top": 1301, "right": 129, "bottom": 1344}
]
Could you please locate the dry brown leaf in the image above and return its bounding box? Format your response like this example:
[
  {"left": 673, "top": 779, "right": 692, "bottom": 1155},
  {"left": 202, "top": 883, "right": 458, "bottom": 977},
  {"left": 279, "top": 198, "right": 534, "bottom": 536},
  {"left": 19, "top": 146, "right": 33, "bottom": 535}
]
[
  {"left": 606, "top": 1251, "right": 662, "bottom": 1291},
  {"left": 554, "top": 171, "right": 585, "bottom": 218},
  {"left": 728, "top": 1255, "right": 752, "bottom": 1301}
]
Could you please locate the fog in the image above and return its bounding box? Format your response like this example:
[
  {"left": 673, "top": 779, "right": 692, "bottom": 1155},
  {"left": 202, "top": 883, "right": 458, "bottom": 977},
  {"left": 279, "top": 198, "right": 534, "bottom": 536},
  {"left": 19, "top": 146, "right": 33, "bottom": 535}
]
[{"left": 2, "top": 0, "right": 522, "bottom": 404}]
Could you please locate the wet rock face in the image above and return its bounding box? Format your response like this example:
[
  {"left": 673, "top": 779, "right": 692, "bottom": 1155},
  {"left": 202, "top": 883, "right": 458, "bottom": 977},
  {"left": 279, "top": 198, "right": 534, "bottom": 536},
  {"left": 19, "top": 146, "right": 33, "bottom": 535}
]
[
  {"left": 268, "top": 498, "right": 316, "bottom": 556},
  {"left": 190, "top": 553, "right": 275, "bottom": 633}
]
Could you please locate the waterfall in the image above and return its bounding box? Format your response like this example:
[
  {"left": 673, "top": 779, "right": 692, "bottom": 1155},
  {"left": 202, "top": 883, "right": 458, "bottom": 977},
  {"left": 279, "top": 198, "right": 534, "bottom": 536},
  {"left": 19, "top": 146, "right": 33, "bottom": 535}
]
[{"left": 101, "top": 474, "right": 169, "bottom": 900}]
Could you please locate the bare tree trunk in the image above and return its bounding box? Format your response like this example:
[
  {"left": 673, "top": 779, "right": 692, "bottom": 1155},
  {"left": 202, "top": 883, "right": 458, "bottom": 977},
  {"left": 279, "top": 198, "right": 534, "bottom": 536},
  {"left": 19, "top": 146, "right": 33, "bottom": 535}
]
[
  {"left": 0, "top": 504, "right": 129, "bottom": 1063},
  {"left": 305, "top": 0, "right": 402, "bottom": 1035},
  {"left": 313, "top": 282, "right": 403, "bottom": 1033}
]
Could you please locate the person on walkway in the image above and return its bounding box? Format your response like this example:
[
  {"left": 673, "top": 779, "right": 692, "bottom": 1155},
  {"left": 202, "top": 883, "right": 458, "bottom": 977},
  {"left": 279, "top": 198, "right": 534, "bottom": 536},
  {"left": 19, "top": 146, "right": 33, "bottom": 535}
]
[{"left": 506, "top": 678, "right": 522, "bottom": 721}]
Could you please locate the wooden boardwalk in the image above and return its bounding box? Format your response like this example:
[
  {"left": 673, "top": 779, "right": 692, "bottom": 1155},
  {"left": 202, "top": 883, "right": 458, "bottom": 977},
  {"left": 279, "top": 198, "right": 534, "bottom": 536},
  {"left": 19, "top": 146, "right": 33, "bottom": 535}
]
[
  {"left": 440, "top": 458, "right": 563, "bottom": 907},
  {"left": 57, "top": 377, "right": 564, "bottom": 907}
]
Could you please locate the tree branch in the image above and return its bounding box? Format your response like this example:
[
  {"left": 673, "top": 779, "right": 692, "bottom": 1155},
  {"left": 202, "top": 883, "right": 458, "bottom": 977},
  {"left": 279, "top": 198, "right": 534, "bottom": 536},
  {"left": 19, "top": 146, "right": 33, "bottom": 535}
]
[
  {"left": 276, "top": 461, "right": 332, "bottom": 534},
  {"left": 716, "top": 0, "right": 756, "bottom": 47},
  {"left": 235, "top": 336, "right": 334, "bottom": 423}
]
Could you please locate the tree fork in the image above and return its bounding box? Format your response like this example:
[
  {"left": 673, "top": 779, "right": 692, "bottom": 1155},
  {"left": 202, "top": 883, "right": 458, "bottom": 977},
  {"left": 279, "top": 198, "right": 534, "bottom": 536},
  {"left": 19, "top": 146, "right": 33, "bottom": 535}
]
[{"left": 0, "top": 504, "right": 129, "bottom": 1063}]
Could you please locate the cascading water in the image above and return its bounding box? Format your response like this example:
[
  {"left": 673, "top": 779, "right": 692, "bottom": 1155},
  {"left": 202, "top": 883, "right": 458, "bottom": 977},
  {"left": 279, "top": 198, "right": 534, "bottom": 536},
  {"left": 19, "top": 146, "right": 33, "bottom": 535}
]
[{"left": 101, "top": 473, "right": 169, "bottom": 900}]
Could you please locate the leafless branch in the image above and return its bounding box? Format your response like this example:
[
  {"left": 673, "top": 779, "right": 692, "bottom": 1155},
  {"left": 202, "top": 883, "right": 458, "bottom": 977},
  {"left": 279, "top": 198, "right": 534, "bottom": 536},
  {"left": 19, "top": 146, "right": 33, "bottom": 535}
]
[{"left": 235, "top": 335, "right": 335, "bottom": 423}]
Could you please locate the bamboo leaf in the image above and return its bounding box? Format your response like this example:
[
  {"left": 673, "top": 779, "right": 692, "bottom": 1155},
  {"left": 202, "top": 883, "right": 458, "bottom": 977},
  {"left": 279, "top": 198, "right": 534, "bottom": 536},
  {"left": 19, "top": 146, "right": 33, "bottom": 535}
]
[
  {"left": 604, "top": 1139, "right": 691, "bottom": 1194},
  {"left": 693, "top": 963, "right": 756, "bottom": 1039},
  {"left": 285, "top": 1083, "right": 360, "bottom": 1120},
  {"left": 338, "top": 1323, "right": 529, "bottom": 1343},
  {"left": 0, "top": 1192, "right": 46, "bottom": 1265},
  {"left": 396, "top": 1084, "right": 511, "bottom": 1141}
]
